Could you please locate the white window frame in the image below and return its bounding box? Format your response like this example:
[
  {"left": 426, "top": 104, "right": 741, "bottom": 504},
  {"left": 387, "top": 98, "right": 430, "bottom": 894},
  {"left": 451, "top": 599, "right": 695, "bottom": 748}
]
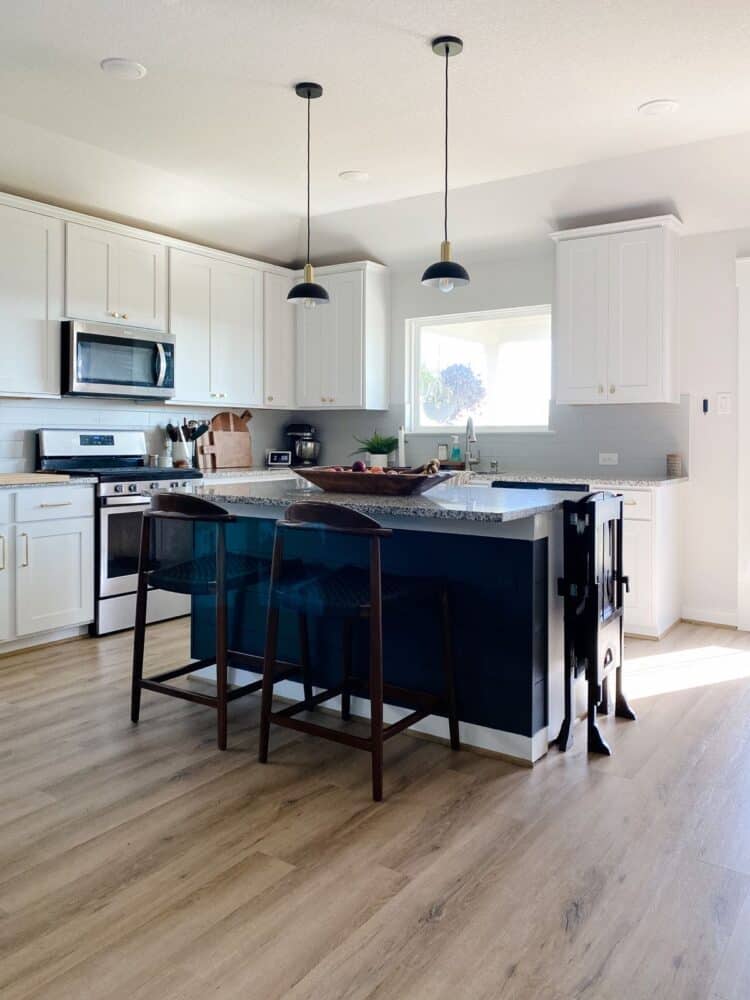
[{"left": 405, "top": 304, "right": 553, "bottom": 434}]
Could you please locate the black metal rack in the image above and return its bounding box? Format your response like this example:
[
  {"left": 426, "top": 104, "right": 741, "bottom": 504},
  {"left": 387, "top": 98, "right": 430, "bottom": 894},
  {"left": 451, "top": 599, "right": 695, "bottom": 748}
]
[{"left": 556, "top": 491, "right": 637, "bottom": 755}]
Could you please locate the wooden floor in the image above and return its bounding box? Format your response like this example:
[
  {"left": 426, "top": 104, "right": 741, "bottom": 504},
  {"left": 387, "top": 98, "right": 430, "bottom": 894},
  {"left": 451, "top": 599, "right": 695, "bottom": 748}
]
[{"left": 1, "top": 621, "right": 750, "bottom": 999}]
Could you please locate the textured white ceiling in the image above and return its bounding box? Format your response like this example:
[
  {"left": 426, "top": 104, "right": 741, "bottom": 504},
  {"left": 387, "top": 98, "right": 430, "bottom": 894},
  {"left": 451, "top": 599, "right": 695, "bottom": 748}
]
[{"left": 4, "top": 0, "right": 750, "bottom": 221}]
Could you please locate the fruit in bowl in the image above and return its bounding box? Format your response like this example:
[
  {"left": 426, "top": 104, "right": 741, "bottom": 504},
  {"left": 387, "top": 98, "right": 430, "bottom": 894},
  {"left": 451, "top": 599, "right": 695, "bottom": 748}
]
[
  {"left": 331, "top": 466, "right": 344, "bottom": 472},
  {"left": 370, "top": 466, "right": 384, "bottom": 474},
  {"left": 351, "top": 460, "right": 367, "bottom": 473}
]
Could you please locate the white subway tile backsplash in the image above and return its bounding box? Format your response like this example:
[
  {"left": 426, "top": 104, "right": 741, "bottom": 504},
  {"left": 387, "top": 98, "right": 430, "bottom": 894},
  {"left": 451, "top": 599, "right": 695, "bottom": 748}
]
[{"left": 0, "top": 397, "right": 292, "bottom": 470}]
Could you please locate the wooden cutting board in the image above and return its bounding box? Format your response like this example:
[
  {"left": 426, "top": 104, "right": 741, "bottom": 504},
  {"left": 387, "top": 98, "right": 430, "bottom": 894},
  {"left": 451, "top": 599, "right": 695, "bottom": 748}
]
[
  {"left": 210, "top": 410, "right": 252, "bottom": 432},
  {"left": 197, "top": 430, "right": 253, "bottom": 470},
  {"left": 0, "top": 473, "right": 71, "bottom": 485}
]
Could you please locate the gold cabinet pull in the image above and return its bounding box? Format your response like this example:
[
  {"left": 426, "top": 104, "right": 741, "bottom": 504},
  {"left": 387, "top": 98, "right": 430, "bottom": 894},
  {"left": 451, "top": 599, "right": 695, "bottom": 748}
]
[
  {"left": 598, "top": 384, "right": 604, "bottom": 394},
  {"left": 610, "top": 385, "right": 616, "bottom": 394},
  {"left": 39, "top": 501, "right": 73, "bottom": 509},
  {"left": 20, "top": 533, "right": 29, "bottom": 567},
  {"left": 0, "top": 534, "right": 5, "bottom": 571}
]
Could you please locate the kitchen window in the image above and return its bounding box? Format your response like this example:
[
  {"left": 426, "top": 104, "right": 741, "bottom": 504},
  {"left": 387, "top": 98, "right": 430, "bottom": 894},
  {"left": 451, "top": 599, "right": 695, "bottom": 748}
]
[{"left": 406, "top": 305, "right": 552, "bottom": 432}]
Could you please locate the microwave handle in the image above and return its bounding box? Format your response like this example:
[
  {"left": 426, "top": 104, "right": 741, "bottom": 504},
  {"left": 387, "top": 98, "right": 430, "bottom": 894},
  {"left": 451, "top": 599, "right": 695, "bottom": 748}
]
[{"left": 155, "top": 343, "right": 167, "bottom": 387}]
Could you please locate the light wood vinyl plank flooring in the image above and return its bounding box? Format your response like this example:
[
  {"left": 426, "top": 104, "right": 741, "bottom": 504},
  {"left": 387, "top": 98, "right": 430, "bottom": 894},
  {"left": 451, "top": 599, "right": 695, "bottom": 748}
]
[{"left": 1, "top": 619, "right": 750, "bottom": 998}]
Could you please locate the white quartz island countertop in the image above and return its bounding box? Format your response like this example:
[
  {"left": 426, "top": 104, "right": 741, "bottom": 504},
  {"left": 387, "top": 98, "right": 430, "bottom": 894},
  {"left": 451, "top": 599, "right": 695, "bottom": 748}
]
[{"left": 194, "top": 478, "right": 581, "bottom": 524}]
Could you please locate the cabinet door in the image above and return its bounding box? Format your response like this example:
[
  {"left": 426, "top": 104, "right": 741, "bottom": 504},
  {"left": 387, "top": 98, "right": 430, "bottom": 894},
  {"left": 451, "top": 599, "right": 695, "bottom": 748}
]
[
  {"left": 296, "top": 296, "right": 331, "bottom": 407},
  {"left": 170, "top": 249, "right": 213, "bottom": 404},
  {"left": 554, "top": 235, "right": 609, "bottom": 403},
  {"left": 16, "top": 518, "right": 94, "bottom": 636},
  {"left": 66, "top": 222, "right": 117, "bottom": 322},
  {"left": 327, "top": 270, "right": 364, "bottom": 407},
  {"left": 263, "top": 271, "right": 296, "bottom": 408},
  {"left": 623, "top": 518, "right": 653, "bottom": 630},
  {"left": 210, "top": 261, "right": 263, "bottom": 406},
  {"left": 0, "top": 526, "right": 11, "bottom": 642},
  {"left": 0, "top": 204, "right": 63, "bottom": 396},
  {"left": 607, "top": 228, "right": 663, "bottom": 403},
  {"left": 116, "top": 233, "right": 168, "bottom": 331}
]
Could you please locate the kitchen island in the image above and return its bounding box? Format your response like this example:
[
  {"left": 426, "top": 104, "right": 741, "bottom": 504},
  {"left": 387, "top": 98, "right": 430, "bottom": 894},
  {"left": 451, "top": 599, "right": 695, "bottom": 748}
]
[{"left": 187, "top": 478, "right": 574, "bottom": 763}]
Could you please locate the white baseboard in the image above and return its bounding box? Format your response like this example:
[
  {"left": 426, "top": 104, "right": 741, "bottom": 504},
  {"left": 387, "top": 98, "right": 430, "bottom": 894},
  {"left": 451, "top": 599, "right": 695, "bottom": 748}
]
[
  {"left": 192, "top": 665, "right": 548, "bottom": 764},
  {"left": 0, "top": 624, "right": 89, "bottom": 658},
  {"left": 681, "top": 607, "right": 738, "bottom": 629}
]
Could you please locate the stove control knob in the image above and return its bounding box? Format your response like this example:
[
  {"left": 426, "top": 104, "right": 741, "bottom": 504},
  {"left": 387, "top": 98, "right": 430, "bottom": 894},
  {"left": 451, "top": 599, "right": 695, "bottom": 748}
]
[
  {"left": 114, "top": 484, "right": 124, "bottom": 493},
  {"left": 170, "top": 481, "right": 179, "bottom": 489},
  {"left": 128, "top": 484, "right": 139, "bottom": 493},
  {"left": 150, "top": 482, "right": 159, "bottom": 491}
]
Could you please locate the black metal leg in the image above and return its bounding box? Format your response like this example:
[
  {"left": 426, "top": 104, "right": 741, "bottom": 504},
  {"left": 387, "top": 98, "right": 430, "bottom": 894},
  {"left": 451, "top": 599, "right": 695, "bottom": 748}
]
[
  {"left": 439, "top": 588, "right": 460, "bottom": 751},
  {"left": 131, "top": 575, "right": 148, "bottom": 724},
  {"left": 556, "top": 643, "right": 575, "bottom": 752},
  {"left": 341, "top": 618, "right": 353, "bottom": 721},
  {"left": 298, "top": 613, "right": 313, "bottom": 710},
  {"left": 258, "top": 607, "right": 280, "bottom": 763}
]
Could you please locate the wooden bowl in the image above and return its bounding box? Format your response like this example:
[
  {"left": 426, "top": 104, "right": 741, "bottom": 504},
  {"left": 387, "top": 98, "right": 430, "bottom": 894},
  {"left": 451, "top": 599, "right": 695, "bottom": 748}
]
[{"left": 293, "top": 466, "right": 456, "bottom": 496}]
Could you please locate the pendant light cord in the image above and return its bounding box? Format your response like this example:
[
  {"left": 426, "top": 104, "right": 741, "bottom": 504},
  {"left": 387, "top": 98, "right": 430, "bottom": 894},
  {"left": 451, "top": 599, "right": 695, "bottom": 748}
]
[
  {"left": 306, "top": 92, "right": 311, "bottom": 265},
  {"left": 443, "top": 44, "right": 449, "bottom": 244}
]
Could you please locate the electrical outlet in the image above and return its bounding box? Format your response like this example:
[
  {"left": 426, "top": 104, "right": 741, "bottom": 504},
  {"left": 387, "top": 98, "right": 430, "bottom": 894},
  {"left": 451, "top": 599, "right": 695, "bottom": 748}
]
[
  {"left": 599, "top": 452, "right": 619, "bottom": 466},
  {"left": 717, "top": 393, "right": 733, "bottom": 415}
]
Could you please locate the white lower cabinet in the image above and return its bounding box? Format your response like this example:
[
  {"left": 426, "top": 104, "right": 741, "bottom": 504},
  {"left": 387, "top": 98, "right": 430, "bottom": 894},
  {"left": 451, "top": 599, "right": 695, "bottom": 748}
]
[
  {"left": 0, "top": 525, "right": 11, "bottom": 642},
  {"left": 593, "top": 481, "right": 684, "bottom": 638},
  {"left": 15, "top": 519, "right": 94, "bottom": 636},
  {"left": 0, "top": 487, "right": 95, "bottom": 648}
]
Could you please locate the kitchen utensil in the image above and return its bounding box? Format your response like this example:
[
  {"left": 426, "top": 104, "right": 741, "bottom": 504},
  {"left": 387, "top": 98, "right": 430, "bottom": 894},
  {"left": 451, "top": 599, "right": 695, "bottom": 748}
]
[
  {"left": 293, "top": 467, "right": 455, "bottom": 496},
  {"left": 210, "top": 410, "right": 252, "bottom": 432},
  {"left": 197, "top": 430, "right": 253, "bottom": 470}
]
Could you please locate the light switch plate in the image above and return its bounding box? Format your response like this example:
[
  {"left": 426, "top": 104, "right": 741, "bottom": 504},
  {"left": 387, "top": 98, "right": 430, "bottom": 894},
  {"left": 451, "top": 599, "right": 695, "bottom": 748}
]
[
  {"left": 717, "top": 393, "right": 733, "bottom": 415},
  {"left": 599, "top": 452, "right": 619, "bottom": 466}
]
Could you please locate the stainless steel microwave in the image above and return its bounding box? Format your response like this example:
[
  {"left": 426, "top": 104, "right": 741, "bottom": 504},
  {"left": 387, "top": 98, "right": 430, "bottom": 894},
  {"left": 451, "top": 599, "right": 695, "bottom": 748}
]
[{"left": 61, "top": 320, "right": 175, "bottom": 399}]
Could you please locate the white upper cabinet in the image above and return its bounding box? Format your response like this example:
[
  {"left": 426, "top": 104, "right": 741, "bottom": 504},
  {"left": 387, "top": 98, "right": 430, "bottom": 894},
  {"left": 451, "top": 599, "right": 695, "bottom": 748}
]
[
  {"left": 263, "top": 271, "right": 296, "bottom": 408},
  {"left": 66, "top": 222, "right": 168, "bottom": 331},
  {"left": 170, "top": 248, "right": 263, "bottom": 407},
  {"left": 552, "top": 217, "right": 680, "bottom": 404},
  {"left": 0, "top": 203, "right": 64, "bottom": 397},
  {"left": 295, "top": 261, "right": 388, "bottom": 410}
]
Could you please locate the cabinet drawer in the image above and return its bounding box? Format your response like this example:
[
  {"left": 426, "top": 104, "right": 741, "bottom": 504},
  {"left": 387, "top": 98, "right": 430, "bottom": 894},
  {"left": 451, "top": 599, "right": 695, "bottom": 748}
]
[
  {"left": 15, "top": 487, "right": 94, "bottom": 522},
  {"left": 618, "top": 489, "right": 652, "bottom": 520}
]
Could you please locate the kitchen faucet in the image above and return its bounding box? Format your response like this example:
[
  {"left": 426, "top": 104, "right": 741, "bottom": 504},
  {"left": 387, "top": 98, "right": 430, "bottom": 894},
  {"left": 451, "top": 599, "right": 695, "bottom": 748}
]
[{"left": 465, "top": 416, "right": 479, "bottom": 472}]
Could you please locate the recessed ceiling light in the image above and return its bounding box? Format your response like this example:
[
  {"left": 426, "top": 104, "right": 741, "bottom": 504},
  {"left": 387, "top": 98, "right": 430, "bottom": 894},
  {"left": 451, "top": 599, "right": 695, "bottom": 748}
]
[
  {"left": 637, "top": 99, "right": 679, "bottom": 117},
  {"left": 100, "top": 58, "right": 148, "bottom": 81},
  {"left": 338, "top": 170, "right": 370, "bottom": 182}
]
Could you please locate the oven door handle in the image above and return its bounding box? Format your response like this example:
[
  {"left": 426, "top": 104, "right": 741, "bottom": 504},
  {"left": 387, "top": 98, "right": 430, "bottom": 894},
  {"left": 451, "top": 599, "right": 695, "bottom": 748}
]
[
  {"left": 101, "top": 496, "right": 153, "bottom": 507},
  {"left": 155, "top": 342, "right": 167, "bottom": 388}
]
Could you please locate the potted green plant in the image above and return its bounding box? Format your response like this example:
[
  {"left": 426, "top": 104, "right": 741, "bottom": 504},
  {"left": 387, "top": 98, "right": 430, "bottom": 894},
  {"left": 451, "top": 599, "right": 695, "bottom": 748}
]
[{"left": 351, "top": 432, "right": 400, "bottom": 468}]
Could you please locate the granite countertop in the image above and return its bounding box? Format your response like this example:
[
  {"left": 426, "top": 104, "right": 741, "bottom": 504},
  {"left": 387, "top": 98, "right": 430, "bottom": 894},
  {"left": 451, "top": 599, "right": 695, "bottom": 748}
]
[
  {"left": 465, "top": 470, "right": 688, "bottom": 488},
  {"left": 0, "top": 476, "right": 98, "bottom": 490},
  {"left": 195, "top": 478, "right": 576, "bottom": 523}
]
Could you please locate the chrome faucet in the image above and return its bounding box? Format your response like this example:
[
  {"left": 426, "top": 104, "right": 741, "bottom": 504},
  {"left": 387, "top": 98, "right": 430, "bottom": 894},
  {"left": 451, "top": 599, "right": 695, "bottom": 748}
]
[{"left": 465, "top": 416, "right": 479, "bottom": 472}]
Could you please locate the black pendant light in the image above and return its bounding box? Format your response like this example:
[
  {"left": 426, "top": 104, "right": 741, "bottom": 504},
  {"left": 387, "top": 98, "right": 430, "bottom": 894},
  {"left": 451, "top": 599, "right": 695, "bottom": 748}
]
[
  {"left": 421, "top": 36, "right": 470, "bottom": 293},
  {"left": 288, "top": 82, "right": 329, "bottom": 307}
]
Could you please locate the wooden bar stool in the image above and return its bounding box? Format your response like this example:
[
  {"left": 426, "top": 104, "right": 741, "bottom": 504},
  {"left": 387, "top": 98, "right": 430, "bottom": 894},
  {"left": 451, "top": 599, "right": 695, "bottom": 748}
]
[
  {"left": 131, "top": 491, "right": 303, "bottom": 750},
  {"left": 258, "top": 502, "right": 460, "bottom": 801}
]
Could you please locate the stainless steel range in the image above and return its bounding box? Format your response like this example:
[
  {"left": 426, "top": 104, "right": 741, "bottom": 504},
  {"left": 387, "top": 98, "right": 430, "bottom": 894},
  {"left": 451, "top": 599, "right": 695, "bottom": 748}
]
[{"left": 37, "top": 429, "right": 202, "bottom": 635}]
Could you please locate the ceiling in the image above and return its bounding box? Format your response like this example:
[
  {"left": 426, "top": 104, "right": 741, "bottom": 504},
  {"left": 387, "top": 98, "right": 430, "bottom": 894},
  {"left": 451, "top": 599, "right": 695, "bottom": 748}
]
[{"left": 4, "top": 0, "right": 750, "bottom": 227}]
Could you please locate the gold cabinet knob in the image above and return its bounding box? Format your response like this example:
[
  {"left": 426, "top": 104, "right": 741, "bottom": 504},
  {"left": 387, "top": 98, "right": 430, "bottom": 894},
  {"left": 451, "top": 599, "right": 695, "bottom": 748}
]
[
  {"left": 267, "top": 395, "right": 274, "bottom": 402},
  {"left": 610, "top": 385, "right": 616, "bottom": 394},
  {"left": 109, "top": 311, "right": 120, "bottom": 319},
  {"left": 321, "top": 396, "right": 326, "bottom": 402},
  {"left": 121, "top": 313, "right": 128, "bottom": 320},
  {"left": 598, "top": 384, "right": 604, "bottom": 394}
]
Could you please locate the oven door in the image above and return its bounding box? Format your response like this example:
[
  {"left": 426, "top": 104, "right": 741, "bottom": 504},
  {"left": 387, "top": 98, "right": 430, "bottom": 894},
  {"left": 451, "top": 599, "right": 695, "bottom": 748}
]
[
  {"left": 65, "top": 321, "right": 175, "bottom": 399},
  {"left": 99, "top": 500, "right": 150, "bottom": 598}
]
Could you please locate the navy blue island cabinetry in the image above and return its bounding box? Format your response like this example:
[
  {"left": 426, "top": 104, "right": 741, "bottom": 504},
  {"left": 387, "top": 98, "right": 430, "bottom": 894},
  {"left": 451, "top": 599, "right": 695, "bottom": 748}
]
[{"left": 187, "top": 479, "right": 568, "bottom": 764}]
